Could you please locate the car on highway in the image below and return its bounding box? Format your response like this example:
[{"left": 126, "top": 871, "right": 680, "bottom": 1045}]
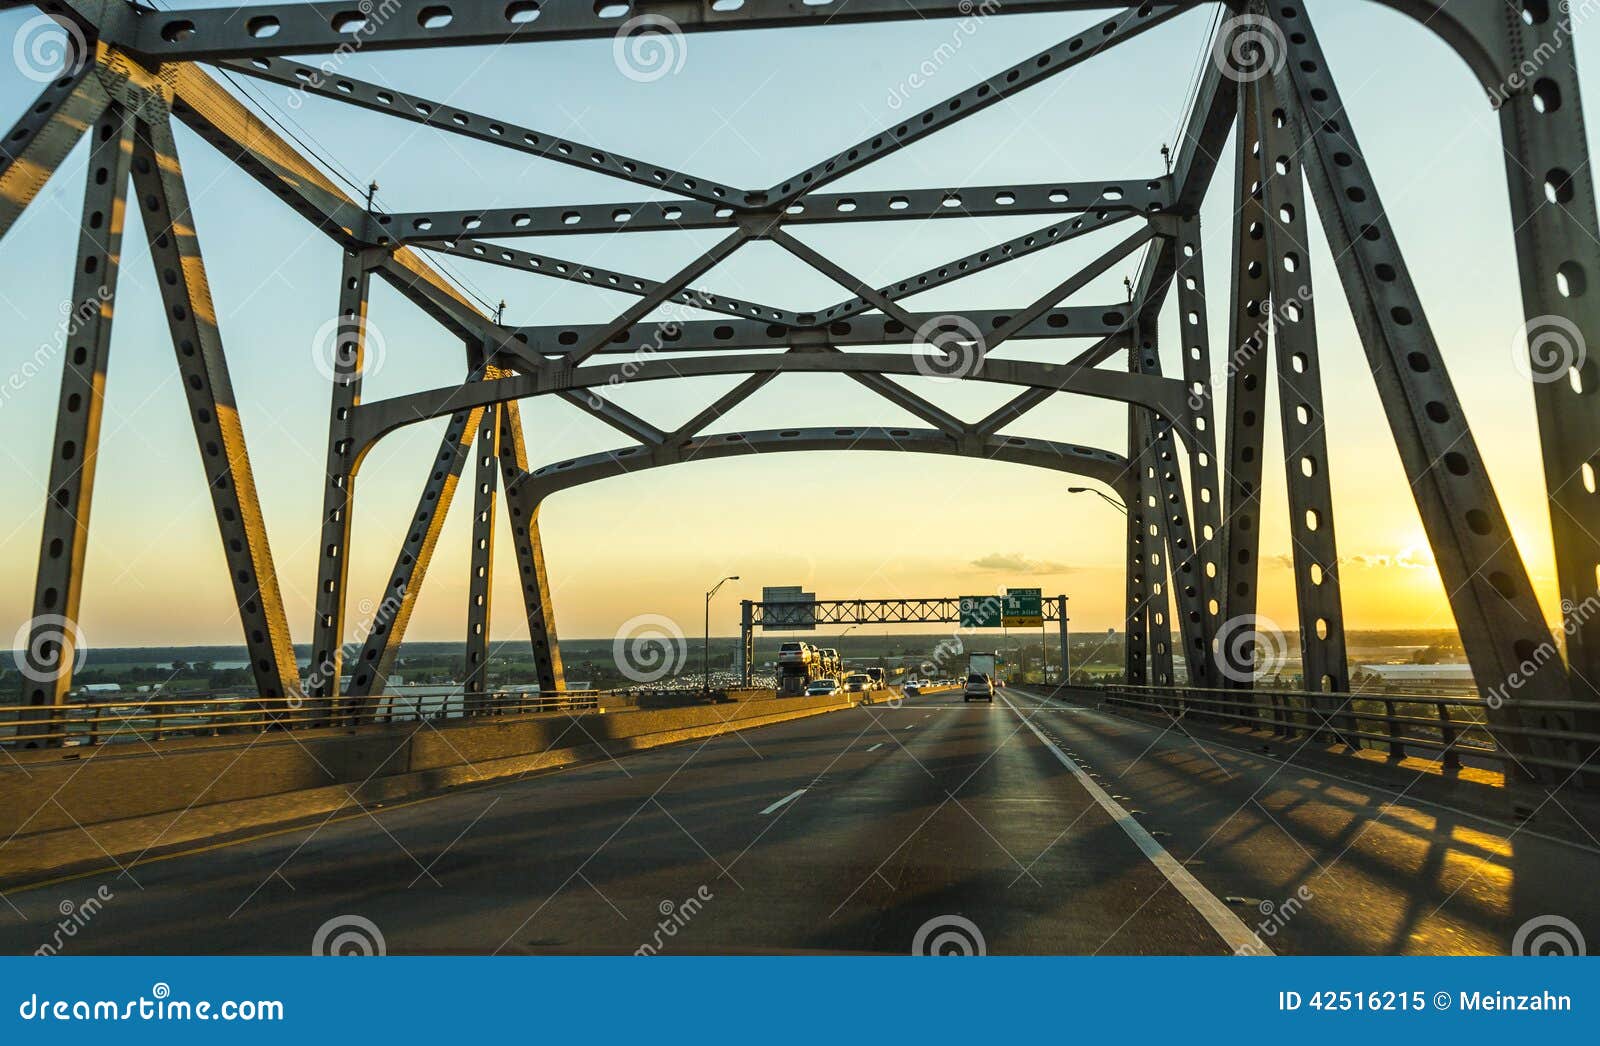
[
  {"left": 842, "top": 673, "right": 872, "bottom": 694},
  {"left": 902, "top": 680, "right": 921, "bottom": 696},
  {"left": 805, "top": 678, "right": 840, "bottom": 696},
  {"left": 963, "top": 672, "right": 995, "bottom": 703},
  {"left": 778, "top": 641, "right": 814, "bottom": 665}
]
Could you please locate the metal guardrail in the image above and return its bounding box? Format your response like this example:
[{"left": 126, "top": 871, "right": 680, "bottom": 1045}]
[
  {"left": 0, "top": 686, "right": 727, "bottom": 750},
  {"left": 1089, "top": 683, "right": 1600, "bottom": 777}
]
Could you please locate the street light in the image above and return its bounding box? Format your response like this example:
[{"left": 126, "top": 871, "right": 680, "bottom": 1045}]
[
  {"left": 705, "top": 575, "right": 740, "bottom": 700},
  {"left": 1068, "top": 486, "right": 1128, "bottom": 516}
]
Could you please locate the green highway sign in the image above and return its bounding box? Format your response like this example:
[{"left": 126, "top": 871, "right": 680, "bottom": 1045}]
[
  {"left": 959, "top": 595, "right": 1003, "bottom": 629},
  {"left": 1003, "top": 588, "right": 1043, "bottom": 627}
]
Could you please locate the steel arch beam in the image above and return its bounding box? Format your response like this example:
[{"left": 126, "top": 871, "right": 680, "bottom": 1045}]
[
  {"left": 349, "top": 353, "right": 1189, "bottom": 456},
  {"left": 516, "top": 427, "right": 1133, "bottom": 505}
]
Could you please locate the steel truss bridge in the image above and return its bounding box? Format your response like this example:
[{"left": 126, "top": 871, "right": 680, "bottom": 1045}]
[{"left": 2, "top": 0, "right": 1599, "bottom": 790}]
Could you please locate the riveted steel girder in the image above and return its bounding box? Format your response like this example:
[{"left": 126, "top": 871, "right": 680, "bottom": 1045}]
[
  {"left": 517, "top": 427, "right": 1132, "bottom": 505},
  {"left": 0, "top": 54, "right": 110, "bottom": 242},
  {"left": 389, "top": 180, "right": 1167, "bottom": 244},
  {"left": 19, "top": 101, "right": 134, "bottom": 715},
  {"left": 349, "top": 353, "right": 1189, "bottom": 457},
  {"left": 129, "top": 110, "right": 301, "bottom": 705},
  {"left": 498, "top": 404, "right": 564, "bottom": 693},
  {"left": 1275, "top": 6, "right": 1563, "bottom": 773},
  {"left": 1252, "top": 71, "right": 1350, "bottom": 707},
  {"left": 464, "top": 403, "right": 502, "bottom": 711}
]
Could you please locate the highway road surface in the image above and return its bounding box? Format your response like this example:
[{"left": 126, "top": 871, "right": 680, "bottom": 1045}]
[{"left": 2, "top": 689, "right": 1597, "bottom": 955}]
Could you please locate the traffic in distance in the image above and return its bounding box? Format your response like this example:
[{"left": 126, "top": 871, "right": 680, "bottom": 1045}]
[{"left": 779, "top": 640, "right": 1004, "bottom": 702}]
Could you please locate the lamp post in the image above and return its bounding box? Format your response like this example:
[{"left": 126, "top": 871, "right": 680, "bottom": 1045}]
[
  {"left": 705, "top": 575, "right": 740, "bottom": 700},
  {"left": 1067, "top": 486, "right": 1127, "bottom": 516}
]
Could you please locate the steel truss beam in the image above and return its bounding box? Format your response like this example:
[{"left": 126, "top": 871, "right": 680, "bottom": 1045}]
[
  {"left": 128, "top": 109, "right": 301, "bottom": 705},
  {"left": 19, "top": 100, "right": 134, "bottom": 713},
  {"left": 504, "top": 304, "right": 1135, "bottom": 361},
  {"left": 345, "top": 404, "right": 484, "bottom": 706},
  {"left": 349, "top": 353, "right": 1190, "bottom": 457},
  {"left": 1273, "top": 5, "right": 1566, "bottom": 771},
  {"left": 1134, "top": 325, "right": 1211, "bottom": 686},
  {"left": 389, "top": 180, "right": 1166, "bottom": 244},
  {"left": 1252, "top": 71, "right": 1350, "bottom": 712},
  {"left": 216, "top": 56, "right": 742, "bottom": 208},
  {"left": 1218, "top": 77, "right": 1271, "bottom": 688},
  {"left": 0, "top": 50, "right": 109, "bottom": 240},
  {"left": 516, "top": 427, "right": 1131, "bottom": 505},
  {"left": 499, "top": 404, "right": 564, "bottom": 693},
  {"left": 464, "top": 402, "right": 502, "bottom": 711}
]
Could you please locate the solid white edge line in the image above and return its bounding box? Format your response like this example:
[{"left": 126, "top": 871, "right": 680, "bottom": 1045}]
[
  {"left": 760, "top": 789, "right": 807, "bottom": 815},
  {"left": 999, "top": 692, "right": 1273, "bottom": 956},
  {"left": 866, "top": 743, "right": 884, "bottom": 752}
]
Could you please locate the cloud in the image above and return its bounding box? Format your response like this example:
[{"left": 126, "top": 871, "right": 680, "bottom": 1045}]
[
  {"left": 970, "top": 553, "right": 1074, "bottom": 575},
  {"left": 1346, "top": 546, "right": 1436, "bottom": 571}
]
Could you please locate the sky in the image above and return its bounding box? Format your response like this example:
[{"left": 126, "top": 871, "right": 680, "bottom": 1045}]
[{"left": 0, "top": 0, "right": 1593, "bottom": 651}]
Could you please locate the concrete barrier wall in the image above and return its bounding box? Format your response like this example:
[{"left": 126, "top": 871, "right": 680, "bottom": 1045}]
[{"left": 0, "top": 691, "right": 855, "bottom": 885}]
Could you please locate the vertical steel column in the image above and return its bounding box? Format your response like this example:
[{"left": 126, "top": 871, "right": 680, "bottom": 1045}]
[
  {"left": 1133, "top": 408, "right": 1177, "bottom": 688},
  {"left": 1057, "top": 595, "right": 1070, "bottom": 685},
  {"left": 1169, "top": 216, "right": 1226, "bottom": 674},
  {"left": 346, "top": 407, "right": 485, "bottom": 709},
  {"left": 129, "top": 112, "right": 301, "bottom": 706},
  {"left": 1124, "top": 400, "right": 1151, "bottom": 685},
  {"left": 463, "top": 403, "right": 502, "bottom": 711},
  {"left": 740, "top": 600, "right": 755, "bottom": 686},
  {"left": 1136, "top": 322, "right": 1213, "bottom": 687},
  {"left": 1253, "top": 75, "right": 1352, "bottom": 713},
  {"left": 308, "top": 250, "right": 376, "bottom": 716},
  {"left": 20, "top": 103, "right": 134, "bottom": 721},
  {"left": 1488, "top": 6, "right": 1600, "bottom": 704},
  {"left": 1219, "top": 78, "right": 1273, "bottom": 689},
  {"left": 1273, "top": 8, "right": 1562, "bottom": 771},
  {"left": 498, "top": 403, "right": 565, "bottom": 693}
]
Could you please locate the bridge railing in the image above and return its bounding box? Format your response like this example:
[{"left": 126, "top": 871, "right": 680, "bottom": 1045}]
[
  {"left": 0, "top": 687, "right": 655, "bottom": 750},
  {"left": 1089, "top": 683, "right": 1600, "bottom": 777}
]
